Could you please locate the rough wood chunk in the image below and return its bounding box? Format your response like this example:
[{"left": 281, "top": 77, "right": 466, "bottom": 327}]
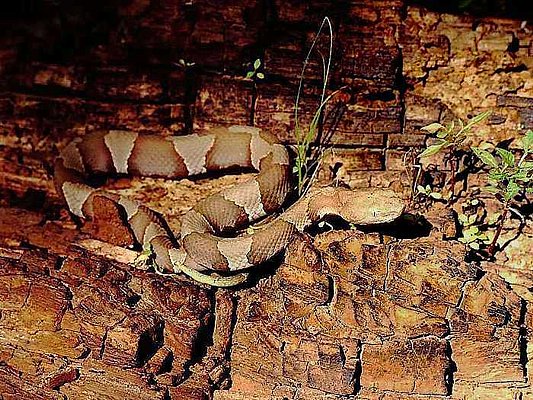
[
  {"left": 0, "top": 209, "right": 219, "bottom": 398},
  {"left": 212, "top": 226, "right": 526, "bottom": 399},
  {"left": 362, "top": 338, "right": 450, "bottom": 393},
  {"left": 0, "top": 1, "right": 532, "bottom": 398},
  {"left": 402, "top": 7, "right": 533, "bottom": 144}
]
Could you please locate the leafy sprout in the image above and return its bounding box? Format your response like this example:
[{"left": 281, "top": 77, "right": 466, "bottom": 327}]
[
  {"left": 457, "top": 212, "right": 493, "bottom": 250},
  {"left": 415, "top": 111, "right": 531, "bottom": 257},
  {"left": 416, "top": 184, "right": 444, "bottom": 200},
  {"left": 412, "top": 111, "right": 492, "bottom": 205},
  {"left": 245, "top": 58, "right": 265, "bottom": 80},
  {"left": 419, "top": 111, "right": 491, "bottom": 158},
  {"left": 470, "top": 130, "right": 532, "bottom": 254},
  {"left": 473, "top": 130, "right": 532, "bottom": 201},
  {"left": 176, "top": 59, "right": 196, "bottom": 68}
]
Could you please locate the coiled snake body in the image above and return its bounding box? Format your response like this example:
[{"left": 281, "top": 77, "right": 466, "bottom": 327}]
[{"left": 55, "top": 125, "right": 405, "bottom": 286}]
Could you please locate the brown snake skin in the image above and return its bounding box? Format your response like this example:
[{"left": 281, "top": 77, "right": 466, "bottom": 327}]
[{"left": 55, "top": 125, "right": 405, "bottom": 286}]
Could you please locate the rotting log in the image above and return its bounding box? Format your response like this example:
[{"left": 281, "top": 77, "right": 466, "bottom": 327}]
[
  {"left": 0, "top": 1, "right": 532, "bottom": 399},
  {"left": 0, "top": 202, "right": 531, "bottom": 399}
]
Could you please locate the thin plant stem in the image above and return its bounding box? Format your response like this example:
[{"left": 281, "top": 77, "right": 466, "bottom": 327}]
[
  {"left": 488, "top": 200, "right": 510, "bottom": 256},
  {"left": 449, "top": 157, "right": 457, "bottom": 198}
]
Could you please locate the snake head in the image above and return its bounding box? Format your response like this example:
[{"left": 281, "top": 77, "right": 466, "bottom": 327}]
[{"left": 338, "top": 188, "right": 406, "bottom": 225}]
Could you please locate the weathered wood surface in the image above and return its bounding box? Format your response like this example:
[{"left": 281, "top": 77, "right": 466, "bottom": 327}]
[
  {"left": 2, "top": 3, "right": 531, "bottom": 197},
  {"left": 0, "top": 202, "right": 531, "bottom": 399},
  {"left": 0, "top": 206, "right": 221, "bottom": 399},
  {"left": 0, "top": 0, "right": 532, "bottom": 399}
]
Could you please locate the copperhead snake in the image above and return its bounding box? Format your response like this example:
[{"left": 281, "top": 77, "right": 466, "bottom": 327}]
[{"left": 54, "top": 125, "right": 405, "bottom": 286}]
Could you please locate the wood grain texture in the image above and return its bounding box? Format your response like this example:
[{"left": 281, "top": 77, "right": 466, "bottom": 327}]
[
  {"left": 0, "top": 0, "right": 532, "bottom": 398},
  {"left": 1, "top": 202, "right": 531, "bottom": 399}
]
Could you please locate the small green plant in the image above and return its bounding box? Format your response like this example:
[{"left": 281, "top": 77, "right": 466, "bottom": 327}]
[
  {"left": 176, "top": 58, "right": 196, "bottom": 68},
  {"left": 416, "top": 111, "right": 492, "bottom": 202},
  {"left": 416, "top": 184, "right": 445, "bottom": 201},
  {"left": 244, "top": 58, "right": 265, "bottom": 126},
  {"left": 245, "top": 58, "right": 265, "bottom": 81},
  {"left": 457, "top": 211, "right": 493, "bottom": 250},
  {"left": 416, "top": 110, "right": 531, "bottom": 256},
  {"left": 471, "top": 130, "right": 532, "bottom": 254},
  {"left": 454, "top": 197, "right": 503, "bottom": 252},
  {"left": 419, "top": 111, "right": 491, "bottom": 158}
]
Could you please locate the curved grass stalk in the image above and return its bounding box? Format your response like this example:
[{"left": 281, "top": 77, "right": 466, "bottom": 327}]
[{"left": 294, "top": 16, "right": 335, "bottom": 196}]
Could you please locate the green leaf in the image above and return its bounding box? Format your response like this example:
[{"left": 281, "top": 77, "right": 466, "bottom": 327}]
[
  {"left": 462, "top": 234, "right": 475, "bottom": 242},
  {"left": 482, "top": 185, "right": 500, "bottom": 194},
  {"left": 487, "top": 212, "right": 501, "bottom": 225},
  {"left": 521, "top": 161, "right": 533, "bottom": 171},
  {"left": 495, "top": 148, "right": 515, "bottom": 167},
  {"left": 478, "top": 141, "right": 493, "bottom": 150},
  {"left": 256, "top": 72, "right": 265, "bottom": 79},
  {"left": 416, "top": 185, "right": 427, "bottom": 194},
  {"left": 436, "top": 130, "right": 448, "bottom": 139},
  {"left": 253, "top": 59, "right": 261, "bottom": 70},
  {"left": 421, "top": 122, "right": 445, "bottom": 134},
  {"left": 472, "top": 147, "right": 499, "bottom": 169},
  {"left": 477, "top": 233, "right": 488, "bottom": 241},
  {"left": 446, "top": 120, "right": 455, "bottom": 134},
  {"left": 458, "top": 213, "right": 469, "bottom": 225},
  {"left": 512, "top": 171, "right": 530, "bottom": 181},
  {"left": 464, "top": 225, "right": 479, "bottom": 235},
  {"left": 488, "top": 169, "right": 506, "bottom": 183},
  {"left": 467, "top": 111, "right": 491, "bottom": 127},
  {"left": 470, "top": 199, "right": 479, "bottom": 206},
  {"left": 419, "top": 143, "right": 445, "bottom": 158},
  {"left": 522, "top": 130, "right": 533, "bottom": 152},
  {"left": 469, "top": 242, "right": 480, "bottom": 250},
  {"left": 245, "top": 71, "right": 254, "bottom": 79},
  {"left": 504, "top": 181, "right": 520, "bottom": 201},
  {"left": 429, "top": 192, "right": 442, "bottom": 199}
]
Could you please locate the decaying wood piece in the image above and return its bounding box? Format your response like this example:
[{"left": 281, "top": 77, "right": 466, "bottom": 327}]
[
  {"left": 0, "top": 0, "right": 532, "bottom": 399},
  {"left": 0, "top": 208, "right": 225, "bottom": 399},
  {"left": 215, "top": 228, "right": 530, "bottom": 399},
  {"left": 401, "top": 7, "right": 533, "bottom": 144},
  {"left": 1, "top": 201, "right": 531, "bottom": 399}
]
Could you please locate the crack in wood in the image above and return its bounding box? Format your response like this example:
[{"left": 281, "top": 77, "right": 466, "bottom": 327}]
[{"left": 518, "top": 298, "right": 529, "bottom": 381}]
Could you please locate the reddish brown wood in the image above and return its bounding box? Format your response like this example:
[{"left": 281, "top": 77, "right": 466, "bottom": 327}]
[{"left": 0, "top": 1, "right": 532, "bottom": 399}]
